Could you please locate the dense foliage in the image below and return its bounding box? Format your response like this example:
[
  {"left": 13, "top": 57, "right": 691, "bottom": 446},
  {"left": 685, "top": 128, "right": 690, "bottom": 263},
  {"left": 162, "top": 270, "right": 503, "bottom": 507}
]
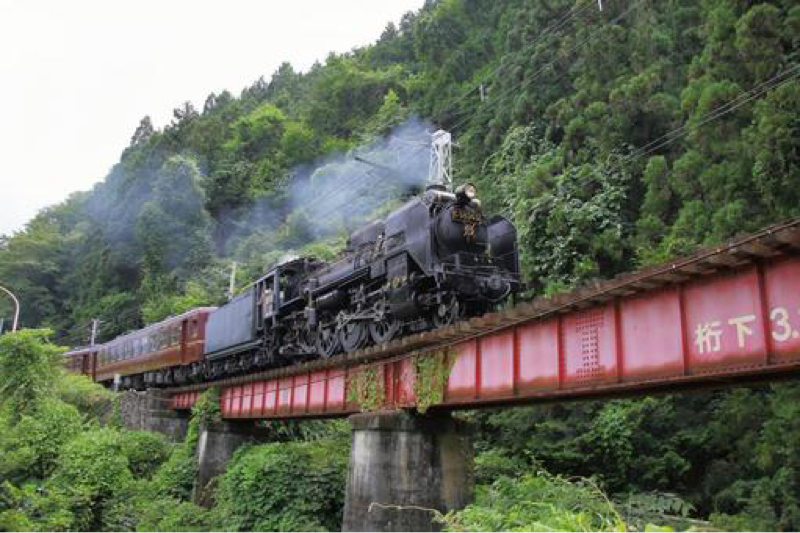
[
  {"left": 0, "top": 331, "right": 350, "bottom": 531},
  {"left": 213, "top": 440, "right": 348, "bottom": 531},
  {"left": 442, "top": 470, "right": 627, "bottom": 532},
  {"left": 464, "top": 386, "right": 800, "bottom": 530},
  {"left": 1, "top": 0, "right": 799, "bottom": 530}
]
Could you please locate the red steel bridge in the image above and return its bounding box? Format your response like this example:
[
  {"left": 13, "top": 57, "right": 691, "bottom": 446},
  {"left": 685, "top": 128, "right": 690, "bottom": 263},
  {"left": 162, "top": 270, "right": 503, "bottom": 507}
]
[{"left": 169, "top": 219, "right": 800, "bottom": 419}]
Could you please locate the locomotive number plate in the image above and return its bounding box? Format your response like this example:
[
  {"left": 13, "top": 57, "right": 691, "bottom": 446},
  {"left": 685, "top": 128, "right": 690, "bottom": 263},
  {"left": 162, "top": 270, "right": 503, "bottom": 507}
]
[{"left": 451, "top": 207, "right": 481, "bottom": 225}]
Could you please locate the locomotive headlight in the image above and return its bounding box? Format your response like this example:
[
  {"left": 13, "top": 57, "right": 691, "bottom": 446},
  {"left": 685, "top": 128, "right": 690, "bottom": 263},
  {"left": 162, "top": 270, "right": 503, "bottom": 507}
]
[
  {"left": 455, "top": 183, "right": 478, "bottom": 204},
  {"left": 464, "top": 183, "right": 477, "bottom": 199}
]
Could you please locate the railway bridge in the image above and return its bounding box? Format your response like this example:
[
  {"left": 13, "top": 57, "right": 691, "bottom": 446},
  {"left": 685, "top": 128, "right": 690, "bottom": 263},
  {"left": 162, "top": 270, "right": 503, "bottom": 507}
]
[{"left": 143, "top": 219, "right": 800, "bottom": 531}]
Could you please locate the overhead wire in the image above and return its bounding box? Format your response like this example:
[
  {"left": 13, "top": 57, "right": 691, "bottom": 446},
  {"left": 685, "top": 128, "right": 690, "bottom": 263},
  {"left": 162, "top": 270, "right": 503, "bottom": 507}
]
[
  {"left": 287, "top": 143, "right": 431, "bottom": 229},
  {"left": 446, "top": 0, "right": 644, "bottom": 135},
  {"left": 433, "top": 0, "right": 598, "bottom": 125},
  {"left": 611, "top": 63, "right": 800, "bottom": 169},
  {"left": 236, "top": 2, "right": 604, "bottom": 237},
  {"left": 489, "top": 61, "right": 800, "bottom": 228}
]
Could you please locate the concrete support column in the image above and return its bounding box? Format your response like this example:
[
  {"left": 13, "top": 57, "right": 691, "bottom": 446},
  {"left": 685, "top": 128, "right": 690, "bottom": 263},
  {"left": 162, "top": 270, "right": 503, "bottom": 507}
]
[
  {"left": 194, "top": 421, "right": 262, "bottom": 505},
  {"left": 343, "top": 410, "right": 474, "bottom": 532},
  {"left": 115, "top": 389, "right": 189, "bottom": 442}
]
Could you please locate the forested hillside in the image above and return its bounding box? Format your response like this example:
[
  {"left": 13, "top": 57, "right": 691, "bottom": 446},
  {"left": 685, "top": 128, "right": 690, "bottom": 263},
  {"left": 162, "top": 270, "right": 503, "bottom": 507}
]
[
  {"left": 1, "top": 0, "right": 799, "bottom": 530},
  {"left": 1, "top": 0, "right": 798, "bottom": 340}
]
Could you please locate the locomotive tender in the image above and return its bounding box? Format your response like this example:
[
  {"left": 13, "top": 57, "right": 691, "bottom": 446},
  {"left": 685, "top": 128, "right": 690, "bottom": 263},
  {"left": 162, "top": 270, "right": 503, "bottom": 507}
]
[{"left": 66, "top": 180, "right": 521, "bottom": 389}]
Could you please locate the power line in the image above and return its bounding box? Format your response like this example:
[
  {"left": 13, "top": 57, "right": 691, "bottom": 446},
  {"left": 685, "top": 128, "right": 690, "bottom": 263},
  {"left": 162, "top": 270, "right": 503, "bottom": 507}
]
[
  {"left": 433, "top": 0, "right": 599, "bottom": 124},
  {"left": 289, "top": 1, "right": 603, "bottom": 214},
  {"left": 613, "top": 63, "right": 800, "bottom": 169},
  {"left": 491, "top": 63, "right": 800, "bottom": 223},
  {"left": 447, "top": 0, "right": 644, "bottom": 135},
  {"left": 233, "top": 4, "right": 607, "bottom": 244}
]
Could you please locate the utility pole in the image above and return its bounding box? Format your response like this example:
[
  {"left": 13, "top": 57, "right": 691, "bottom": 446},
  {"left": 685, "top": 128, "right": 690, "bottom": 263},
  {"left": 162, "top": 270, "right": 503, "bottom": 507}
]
[
  {"left": 228, "top": 261, "right": 237, "bottom": 300},
  {"left": 90, "top": 318, "right": 100, "bottom": 346},
  {"left": 0, "top": 318, "right": 4, "bottom": 335},
  {"left": 0, "top": 284, "right": 20, "bottom": 332}
]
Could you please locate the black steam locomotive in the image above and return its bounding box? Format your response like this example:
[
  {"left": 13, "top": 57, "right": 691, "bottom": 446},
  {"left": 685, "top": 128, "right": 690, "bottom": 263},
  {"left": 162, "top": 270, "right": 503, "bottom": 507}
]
[{"left": 190, "top": 182, "right": 521, "bottom": 381}]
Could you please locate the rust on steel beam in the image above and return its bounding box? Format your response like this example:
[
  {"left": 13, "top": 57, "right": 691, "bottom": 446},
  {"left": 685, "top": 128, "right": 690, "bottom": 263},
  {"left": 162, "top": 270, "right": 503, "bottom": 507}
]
[{"left": 168, "top": 219, "right": 800, "bottom": 418}]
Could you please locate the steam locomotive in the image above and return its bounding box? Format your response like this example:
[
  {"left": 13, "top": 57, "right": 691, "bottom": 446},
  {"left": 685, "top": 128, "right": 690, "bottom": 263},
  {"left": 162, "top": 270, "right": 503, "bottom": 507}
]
[{"left": 65, "top": 181, "right": 521, "bottom": 389}]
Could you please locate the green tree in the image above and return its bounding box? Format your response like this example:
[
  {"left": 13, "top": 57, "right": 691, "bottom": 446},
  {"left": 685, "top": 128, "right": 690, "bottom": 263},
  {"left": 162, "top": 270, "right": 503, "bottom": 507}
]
[
  {"left": 0, "top": 329, "right": 63, "bottom": 417},
  {"left": 213, "top": 440, "right": 348, "bottom": 531}
]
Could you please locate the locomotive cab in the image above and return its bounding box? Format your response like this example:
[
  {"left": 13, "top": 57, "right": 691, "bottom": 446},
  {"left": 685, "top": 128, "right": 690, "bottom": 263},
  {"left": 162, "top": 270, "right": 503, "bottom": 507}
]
[{"left": 255, "top": 257, "right": 321, "bottom": 325}]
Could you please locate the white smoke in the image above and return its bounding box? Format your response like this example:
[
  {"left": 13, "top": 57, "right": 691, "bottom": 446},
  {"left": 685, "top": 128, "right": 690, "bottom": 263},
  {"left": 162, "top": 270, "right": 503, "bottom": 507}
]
[{"left": 227, "top": 116, "right": 436, "bottom": 258}]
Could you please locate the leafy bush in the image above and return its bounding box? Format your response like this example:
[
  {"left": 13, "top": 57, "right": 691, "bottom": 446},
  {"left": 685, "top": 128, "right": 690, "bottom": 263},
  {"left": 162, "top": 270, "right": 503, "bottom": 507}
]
[
  {"left": 138, "top": 499, "right": 214, "bottom": 532},
  {"left": 118, "top": 430, "right": 172, "bottom": 479},
  {"left": 151, "top": 440, "right": 197, "bottom": 501},
  {"left": 441, "top": 471, "right": 626, "bottom": 532},
  {"left": 213, "top": 439, "right": 348, "bottom": 531},
  {"left": 473, "top": 449, "right": 528, "bottom": 485},
  {"left": 0, "top": 329, "right": 64, "bottom": 418},
  {"left": 103, "top": 480, "right": 213, "bottom": 532},
  {"left": 0, "top": 481, "right": 75, "bottom": 532},
  {"left": 36, "top": 426, "right": 172, "bottom": 531},
  {"left": 53, "top": 371, "right": 114, "bottom": 419},
  {"left": 616, "top": 491, "right": 701, "bottom": 531},
  {"left": 0, "top": 398, "right": 82, "bottom": 482},
  {"left": 46, "top": 428, "right": 135, "bottom": 530}
]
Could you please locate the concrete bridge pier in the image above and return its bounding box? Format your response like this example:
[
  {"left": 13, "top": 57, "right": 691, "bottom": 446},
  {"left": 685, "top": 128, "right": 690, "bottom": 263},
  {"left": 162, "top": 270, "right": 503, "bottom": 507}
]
[
  {"left": 343, "top": 410, "right": 474, "bottom": 532},
  {"left": 115, "top": 389, "right": 189, "bottom": 442},
  {"left": 194, "top": 420, "right": 266, "bottom": 505}
]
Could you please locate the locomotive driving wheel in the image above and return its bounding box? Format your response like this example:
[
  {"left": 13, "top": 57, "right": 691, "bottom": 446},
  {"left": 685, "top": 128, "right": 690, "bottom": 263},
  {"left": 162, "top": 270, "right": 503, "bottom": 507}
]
[
  {"left": 316, "top": 324, "right": 340, "bottom": 358},
  {"left": 339, "top": 320, "right": 369, "bottom": 352},
  {"left": 369, "top": 319, "right": 401, "bottom": 345},
  {"left": 433, "top": 293, "right": 462, "bottom": 328}
]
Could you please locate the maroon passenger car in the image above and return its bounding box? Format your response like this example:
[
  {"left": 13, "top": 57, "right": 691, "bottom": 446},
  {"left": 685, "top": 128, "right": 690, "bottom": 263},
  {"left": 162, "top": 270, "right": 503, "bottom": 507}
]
[
  {"left": 65, "top": 307, "right": 215, "bottom": 389},
  {"left": 63, "top": 346, "right": 97, "bottom": 380}
]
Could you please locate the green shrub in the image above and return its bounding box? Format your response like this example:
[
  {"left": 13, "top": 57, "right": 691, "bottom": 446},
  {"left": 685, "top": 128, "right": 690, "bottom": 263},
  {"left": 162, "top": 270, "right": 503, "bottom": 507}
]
[
  {"left": 151, "top": 442, "right": 197, "bottom": 500},
  {"left": 213, "top": 439, "right": 348, "bottom": 531},
  {"left": 53, "top": 371, "right": 114, "bottom": 419},
  {"left": 0, "top": 398, "right": 82, "bottom": 482},
  {"left": 0, "top": 481, "right": 75, "bottom": 532},
  {"left": 103, "top": 479, "right": 213, "bottom": 532},
  {"left": 118, "top": 430, "right": 172, "bottom": 479},
  {"left": 474, "top": 449, "right": 528, "bottom": 485},
  {"left": 0, "top": 329, "right": 64, "bottom": 418},
  {"left": 47, "top": 427, "right": 135, "bottom": 530},
  {"left": 139, "top": 499, "right": 214, "bottom": 532},
  {"left": 442, "top": 471, "right": 626, "bottom": 532}
]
